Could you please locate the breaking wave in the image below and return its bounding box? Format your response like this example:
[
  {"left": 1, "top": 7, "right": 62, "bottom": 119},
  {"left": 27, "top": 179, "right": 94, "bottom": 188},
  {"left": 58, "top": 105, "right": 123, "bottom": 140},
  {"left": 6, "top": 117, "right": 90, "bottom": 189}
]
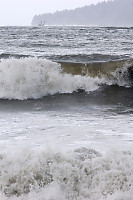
[
  {"left": 0, "top": 57, "right": 132, "bottom": 100},
  {"left": 0, "top": 147, "right": 133, "bottom": 200}
]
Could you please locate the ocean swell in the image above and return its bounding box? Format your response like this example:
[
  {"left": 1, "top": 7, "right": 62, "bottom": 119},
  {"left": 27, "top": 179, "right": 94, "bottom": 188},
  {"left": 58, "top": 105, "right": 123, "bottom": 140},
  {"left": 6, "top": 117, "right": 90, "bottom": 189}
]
[{"left": 0, "top": 57, "right": 132, "bottom": 100}]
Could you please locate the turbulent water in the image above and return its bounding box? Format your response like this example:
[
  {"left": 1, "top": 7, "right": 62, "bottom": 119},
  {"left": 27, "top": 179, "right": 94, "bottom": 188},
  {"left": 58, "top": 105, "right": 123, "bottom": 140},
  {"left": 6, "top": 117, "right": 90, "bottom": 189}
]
[{"left": 0, "top": 26, "right": 133, "bottom": 200}]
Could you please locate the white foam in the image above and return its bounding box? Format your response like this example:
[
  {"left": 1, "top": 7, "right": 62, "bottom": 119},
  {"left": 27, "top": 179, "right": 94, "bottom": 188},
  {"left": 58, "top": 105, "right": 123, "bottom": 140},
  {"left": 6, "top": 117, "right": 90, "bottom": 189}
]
[
  {"left": 0, "top": 147, "right": 133, "bottom": 200},
  {"left": 0, "top": 58, "right": 108, "bottom": 100}
]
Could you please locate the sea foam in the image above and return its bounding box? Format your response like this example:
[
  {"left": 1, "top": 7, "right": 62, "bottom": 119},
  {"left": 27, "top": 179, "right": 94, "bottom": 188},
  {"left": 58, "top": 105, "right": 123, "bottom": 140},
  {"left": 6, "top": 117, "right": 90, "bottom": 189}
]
[{"left": 0, "top": 147, "right": 133, "bottom": 200}]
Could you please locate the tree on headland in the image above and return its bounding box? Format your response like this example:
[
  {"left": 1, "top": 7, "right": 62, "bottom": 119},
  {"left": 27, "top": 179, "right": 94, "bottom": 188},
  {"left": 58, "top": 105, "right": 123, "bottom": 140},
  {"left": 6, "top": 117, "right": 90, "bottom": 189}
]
[{"left": 32, "top": 0, "right": 133, "bottom": 26}]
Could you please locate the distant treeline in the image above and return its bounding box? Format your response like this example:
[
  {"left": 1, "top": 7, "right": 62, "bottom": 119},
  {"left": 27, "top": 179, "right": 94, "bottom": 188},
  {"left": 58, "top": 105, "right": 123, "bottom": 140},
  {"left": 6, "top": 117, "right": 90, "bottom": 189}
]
[{"left": 32, "top": 0, "right": 133, "bottom": 26}]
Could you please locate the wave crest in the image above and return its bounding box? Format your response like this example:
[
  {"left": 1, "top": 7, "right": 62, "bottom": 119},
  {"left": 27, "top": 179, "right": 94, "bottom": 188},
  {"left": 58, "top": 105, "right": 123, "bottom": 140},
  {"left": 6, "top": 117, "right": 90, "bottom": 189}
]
[
  {"left": 0, "top": 58, "right": 106, "bottom": 100},
  {"left": 0, "top": 58, "right": 132, "bottom": 100}
]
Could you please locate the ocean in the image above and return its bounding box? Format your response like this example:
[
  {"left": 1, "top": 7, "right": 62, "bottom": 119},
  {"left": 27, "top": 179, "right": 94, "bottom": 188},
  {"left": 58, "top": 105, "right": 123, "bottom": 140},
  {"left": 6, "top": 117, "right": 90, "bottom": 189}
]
[{"left": 0, "top": 26, "right": 133, "bottom": 200}]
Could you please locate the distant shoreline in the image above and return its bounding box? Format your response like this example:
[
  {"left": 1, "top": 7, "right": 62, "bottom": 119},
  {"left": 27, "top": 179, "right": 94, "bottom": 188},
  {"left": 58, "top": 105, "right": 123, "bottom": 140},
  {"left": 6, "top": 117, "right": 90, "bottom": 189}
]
[{"left": 32, "top": 0, "right": 133, "bottom": 26}]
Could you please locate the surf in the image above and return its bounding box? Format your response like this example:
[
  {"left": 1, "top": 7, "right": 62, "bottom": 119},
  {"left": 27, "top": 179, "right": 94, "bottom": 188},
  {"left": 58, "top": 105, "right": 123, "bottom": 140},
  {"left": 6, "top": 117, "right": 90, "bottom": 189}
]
[
  {"left": 0, "top": 57, "right": 132, "bottom": 100},
  {"left": 0, "top": 147, "right": 133, "bottom": 200}
]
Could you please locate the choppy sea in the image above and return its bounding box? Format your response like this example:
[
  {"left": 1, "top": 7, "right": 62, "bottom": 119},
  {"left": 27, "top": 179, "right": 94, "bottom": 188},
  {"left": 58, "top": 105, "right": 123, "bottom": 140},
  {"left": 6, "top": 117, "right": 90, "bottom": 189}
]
[{"left": 0, "top": 26, "right": 133, "bottom": 200}]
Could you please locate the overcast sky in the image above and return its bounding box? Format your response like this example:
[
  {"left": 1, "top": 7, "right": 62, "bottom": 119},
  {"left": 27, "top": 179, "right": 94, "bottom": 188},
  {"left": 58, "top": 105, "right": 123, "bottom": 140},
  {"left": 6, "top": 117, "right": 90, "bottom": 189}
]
[{"left": 0, "top": 0, "right": 108, "bottom": 26}]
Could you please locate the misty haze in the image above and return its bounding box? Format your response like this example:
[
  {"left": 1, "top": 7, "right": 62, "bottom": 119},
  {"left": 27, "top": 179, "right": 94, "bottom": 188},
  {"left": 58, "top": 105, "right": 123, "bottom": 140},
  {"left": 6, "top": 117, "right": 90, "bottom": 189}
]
[{"left": 32, "top": 0, "right": 133, "bottom": 26}]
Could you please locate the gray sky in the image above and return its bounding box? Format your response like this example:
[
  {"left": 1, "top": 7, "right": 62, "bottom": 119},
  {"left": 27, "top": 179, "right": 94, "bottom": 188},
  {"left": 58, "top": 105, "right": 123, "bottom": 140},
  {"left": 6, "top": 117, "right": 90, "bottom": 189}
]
[{"left": 0, "top": 0, "right": 108, "bottom": 26}]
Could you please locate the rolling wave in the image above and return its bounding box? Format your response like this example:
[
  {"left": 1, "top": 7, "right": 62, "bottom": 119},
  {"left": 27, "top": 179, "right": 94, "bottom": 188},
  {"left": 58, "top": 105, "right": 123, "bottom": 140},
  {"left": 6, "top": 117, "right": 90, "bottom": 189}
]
[
  {"left": 51, "top": 53, "right": 128, "bottom": 63},
  {"left": 0, "top": 53, "right": 29, "bottom": 59},
  {"left": 59, "top": 59, "right": 133, "bottom": 77},
  {"left": 0, "top": 57, "right": 132, "bottom": 100}
]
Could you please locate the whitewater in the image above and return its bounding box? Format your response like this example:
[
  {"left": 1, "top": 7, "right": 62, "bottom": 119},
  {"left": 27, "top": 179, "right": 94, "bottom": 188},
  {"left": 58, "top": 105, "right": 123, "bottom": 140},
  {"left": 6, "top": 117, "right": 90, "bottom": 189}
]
[
  {"left": 0, "top": 26, "right": 133, "bottom": 200},
  {"left": 0, "top": 58, "right": 108, "bottom": 99}
]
